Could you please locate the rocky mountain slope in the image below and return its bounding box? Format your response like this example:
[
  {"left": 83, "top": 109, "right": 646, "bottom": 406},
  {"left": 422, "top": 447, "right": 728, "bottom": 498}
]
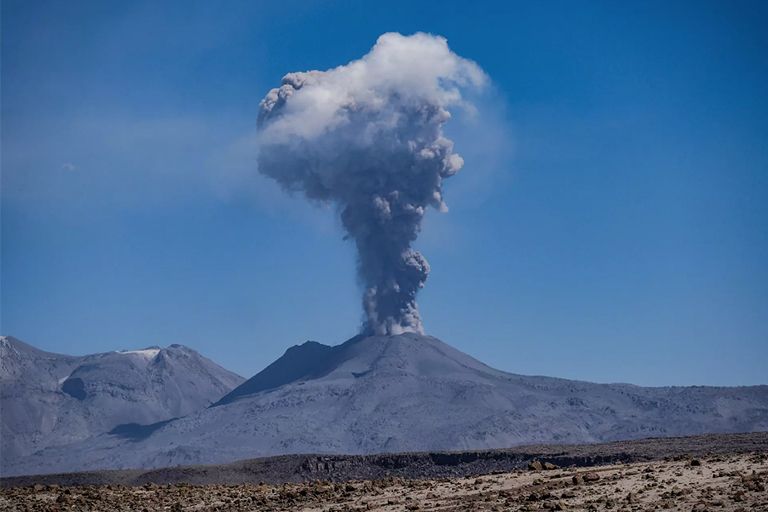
[
  {"left": 4, "top": 333, "right": 766, "bottom": 476},
  {"left": 0, "top": 336, "right": 244, "bottom": 463}
]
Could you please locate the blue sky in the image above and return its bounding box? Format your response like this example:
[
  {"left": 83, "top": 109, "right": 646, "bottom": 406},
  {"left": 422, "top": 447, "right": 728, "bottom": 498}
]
[{"left": 2, "top": 0, "right": 766, "bottom": 386}]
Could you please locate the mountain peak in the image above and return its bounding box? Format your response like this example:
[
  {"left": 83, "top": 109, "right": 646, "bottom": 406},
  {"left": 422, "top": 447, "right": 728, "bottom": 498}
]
[
  {"left": 215, "top": 336, "right": 358, "bottom": 406},
  {"left": 1, "top": 337, "right": 245, "bottom": 465},
  {"left": 214, "top": 332, "right": 500, "bottom": 408}
]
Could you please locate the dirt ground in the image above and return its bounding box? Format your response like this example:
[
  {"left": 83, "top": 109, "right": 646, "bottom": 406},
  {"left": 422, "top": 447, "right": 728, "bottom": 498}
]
[{"left": 1, "top": 451, "right": 766, "bottom": 511}]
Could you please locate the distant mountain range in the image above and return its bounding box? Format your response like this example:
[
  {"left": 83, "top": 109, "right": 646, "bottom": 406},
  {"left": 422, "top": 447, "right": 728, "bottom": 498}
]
[
  {"left": 2, "top": 333, "right": 766, "bottom": 477},
  {"left": 0, "top": 336, "right": 244, "bottom": 466}
]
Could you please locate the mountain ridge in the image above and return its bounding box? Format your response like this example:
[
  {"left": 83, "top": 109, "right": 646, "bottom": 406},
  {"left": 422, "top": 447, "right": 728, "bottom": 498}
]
[
  {"left": 0, "top": 335, "right": 245, "bottom": 464},
  {"left": 4, "top": 332, "right": 766, "bottom": 477},
  {"left": 215, "top": 334, "right": 366, "bottom": 406}
]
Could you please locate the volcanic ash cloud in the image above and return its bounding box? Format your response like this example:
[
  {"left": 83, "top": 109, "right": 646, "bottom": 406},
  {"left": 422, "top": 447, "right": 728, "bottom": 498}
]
[{"left": 256, "top": 32, "right": 487, "bottom": 336}]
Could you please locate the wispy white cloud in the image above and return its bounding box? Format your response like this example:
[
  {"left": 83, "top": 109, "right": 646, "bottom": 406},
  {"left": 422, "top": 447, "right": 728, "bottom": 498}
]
[{"left": 2, "top": 111, "right": 339, "bottom": 233}]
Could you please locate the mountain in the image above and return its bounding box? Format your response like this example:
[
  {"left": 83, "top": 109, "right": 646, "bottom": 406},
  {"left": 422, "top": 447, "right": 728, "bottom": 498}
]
[
  {"left": 0, "top": 336, "right": 245, "bottom": 463},
  {"left": 4, "top": 333, "right": 767, "bottom": 477}
]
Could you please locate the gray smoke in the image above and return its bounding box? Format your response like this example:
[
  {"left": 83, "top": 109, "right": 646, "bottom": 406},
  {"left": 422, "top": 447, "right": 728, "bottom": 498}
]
[{"left": 256, "top": 32, "right": 486, "bottom": 335}]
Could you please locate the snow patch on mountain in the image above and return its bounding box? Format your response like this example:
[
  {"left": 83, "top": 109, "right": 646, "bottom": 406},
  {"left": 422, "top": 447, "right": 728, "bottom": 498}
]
[{"left": 116, "top": 349, "right": 161, "bottom": 359}]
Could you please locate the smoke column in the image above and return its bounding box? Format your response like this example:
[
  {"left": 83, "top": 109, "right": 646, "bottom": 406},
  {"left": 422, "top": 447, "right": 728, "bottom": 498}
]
[{"left": 257, "top": 33, "right": 486, "bottom": 336}]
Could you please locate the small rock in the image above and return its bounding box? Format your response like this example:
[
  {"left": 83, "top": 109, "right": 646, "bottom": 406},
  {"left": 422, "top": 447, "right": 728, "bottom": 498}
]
[
  {"left": 690, "top": 460, "right": 701, "bottom": 467},
  {"left": 544, "top": 462, "right": 560, "bottom": 470},
  {"left": 529, "top": 461, "right": 544, "bottom": 471},
  {"left": 583, "top": 472, "right": 600, "bottom": 482},
  {"left": 527, "top": 491, "right": 552, "bottom": 502}
]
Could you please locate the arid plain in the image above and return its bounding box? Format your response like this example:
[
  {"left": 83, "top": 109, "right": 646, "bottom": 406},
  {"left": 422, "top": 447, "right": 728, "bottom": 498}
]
[{"left": 2, "top": 435, "right": 766, "bottom": 512}]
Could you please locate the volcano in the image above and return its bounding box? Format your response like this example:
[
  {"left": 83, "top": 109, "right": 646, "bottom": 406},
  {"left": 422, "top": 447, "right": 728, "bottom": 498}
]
[{"left": 4, "top": 333, "right": 767, "bottom": 477}]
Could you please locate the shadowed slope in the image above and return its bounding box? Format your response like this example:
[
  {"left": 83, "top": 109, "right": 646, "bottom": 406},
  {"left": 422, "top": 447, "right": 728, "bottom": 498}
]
[{"left": 215, "top": 335, "right": 365, "bottom": 406}]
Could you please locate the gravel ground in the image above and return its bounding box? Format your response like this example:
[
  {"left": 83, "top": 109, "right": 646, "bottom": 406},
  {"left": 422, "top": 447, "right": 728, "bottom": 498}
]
[{"left": 1, "top": 449, "right": 766, "bottom": 511}]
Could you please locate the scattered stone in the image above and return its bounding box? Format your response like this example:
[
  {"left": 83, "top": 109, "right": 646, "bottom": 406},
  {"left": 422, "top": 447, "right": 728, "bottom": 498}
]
[
  {"left": 692, "top": 501, "right": 709, "bottom": 512},
  {"left": 2, "top": 449, "right": 767, "bottom": 512}
]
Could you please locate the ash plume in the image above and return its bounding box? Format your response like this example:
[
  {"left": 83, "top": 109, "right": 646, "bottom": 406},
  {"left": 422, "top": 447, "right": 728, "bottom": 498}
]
[{"left": 256, "top": 32, "right": 486, "bottom": 335}]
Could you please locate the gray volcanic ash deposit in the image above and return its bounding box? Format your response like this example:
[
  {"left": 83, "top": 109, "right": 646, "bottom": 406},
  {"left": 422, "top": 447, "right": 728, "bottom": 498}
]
[{"left": 5, "top": 333, "right": 767, "bottom": 477}]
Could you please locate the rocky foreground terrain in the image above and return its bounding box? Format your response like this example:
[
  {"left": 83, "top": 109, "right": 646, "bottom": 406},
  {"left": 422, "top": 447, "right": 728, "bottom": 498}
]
[
  {"left": 1, "top": 433, "right": 767, "bottom": 511},
  {"left": 1, "top": 448, "right": 766, "bottom": 511}
]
